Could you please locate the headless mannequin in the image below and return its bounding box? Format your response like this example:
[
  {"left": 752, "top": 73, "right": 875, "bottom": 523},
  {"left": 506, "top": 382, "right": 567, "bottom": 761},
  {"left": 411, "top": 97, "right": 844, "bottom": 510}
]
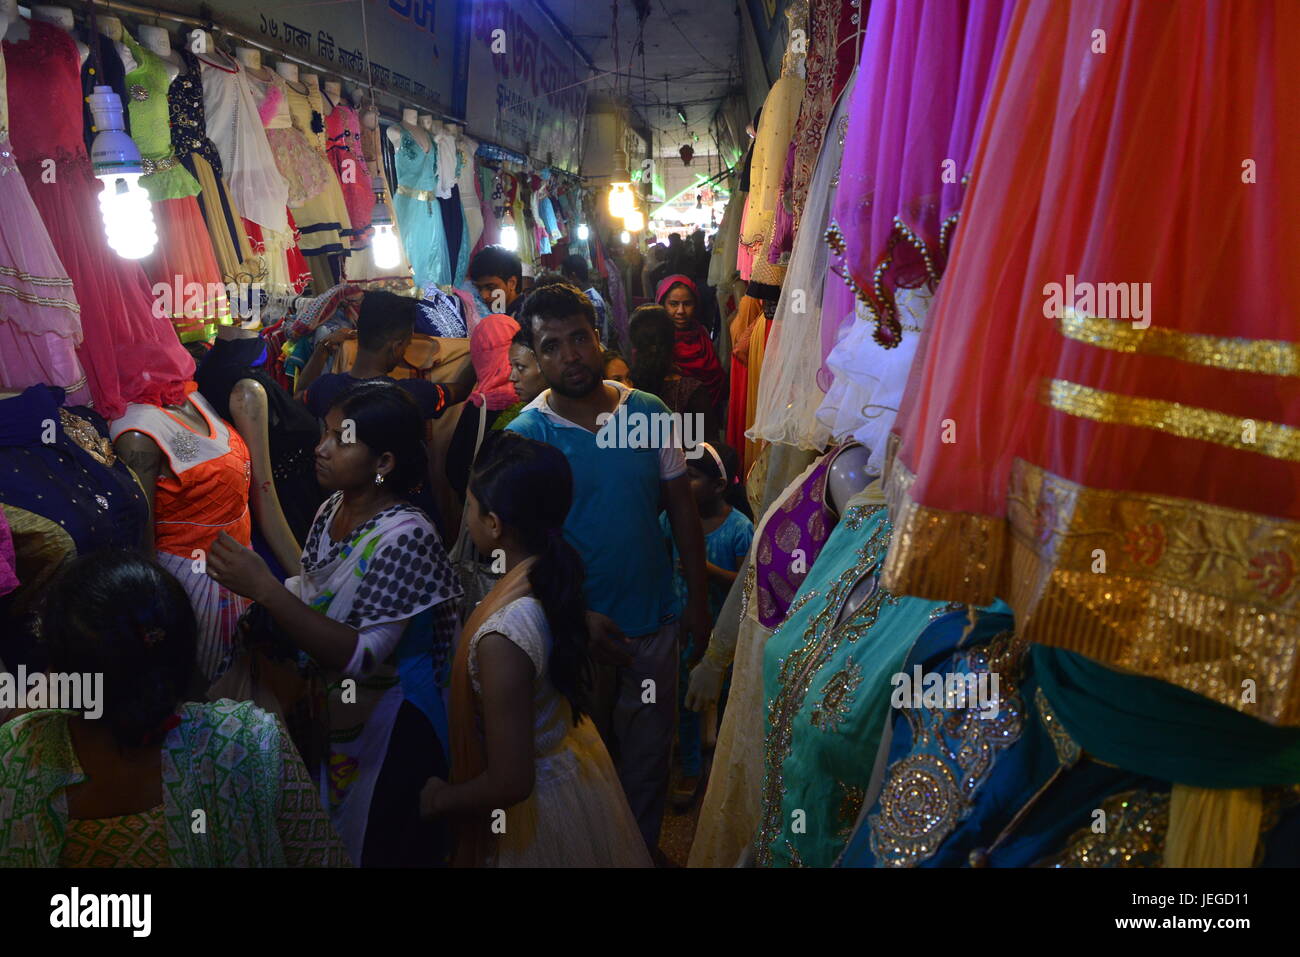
[
  {"left": 323, "top": 79, "right": 342, "bottom": 105},
  {"left": 389, "top": 107, "right": 429, "bottom": 152},
  {"left": 187, "top": 28, "right": 214, "bottom": 56},
  {"left": 824, "top": 443, "right": 878, "bottom": 620},
  {"left": 274, "top": 59, "right": 300, "bottom": 87},
  {"left": 137, "top": 24, "right": 180, "bottom": 82},
  {"left": 212, "top": 325, "right": 303, "bottom": 574},
  {"left": 30, "top": 5, "right": 88, "bottom": 64},
  {"left": 1, "top": 0, "right": 26, "bottom": 44},
  {"left": 419, "top": 113, "right": 436, "bottom": 134},
  {"left": 94, "top": 14, "right": 136, "bottom": 74},
  {"left": 235, "top": 45, "right": 270, "bottom": 80},
  {"left": 301, "top": 71, "right": 319, "bottom": 93}
]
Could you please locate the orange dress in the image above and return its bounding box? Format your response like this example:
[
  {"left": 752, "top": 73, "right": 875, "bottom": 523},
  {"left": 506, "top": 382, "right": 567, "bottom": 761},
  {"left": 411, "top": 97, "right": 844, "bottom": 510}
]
[{"left": 109, "top": 390, "right": 252, "bottom": 681}]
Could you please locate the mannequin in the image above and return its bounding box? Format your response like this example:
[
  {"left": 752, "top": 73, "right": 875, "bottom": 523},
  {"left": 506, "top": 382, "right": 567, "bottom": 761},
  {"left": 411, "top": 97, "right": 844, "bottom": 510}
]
[
  {"left": 137, "top": 24, "right": 180, "bottom": 82},
  {"left": 274, "top": 59, "right": 299, "bottom": 84},
  {"left": 94, "top": 14, "right": 136, "bottom": 74},
  {"left": 323, "top": 79, "right": 342, "bottom": 102},
  {"left": 301, "top": 71, "right": 319, "bottom": 92},
  {"left": 418, "top": 113, "right": 436, "bottom": 133},
  {"left": 824, "top": 443, "right": 877, "bottom": 618},
  {"left": 0, "top": 0, "right": 26, "bottom": 43},
  {"left": 361, "top": 105, "right": 379, "bottom": 131},
  {"left": 389, "top": 106, "right": 429, "bottom": 151},
  {"left": 205, "top": 325, "right": 304, "bottom": 573},
  {"left": 234, "top": 45, "right": 263, "bottom": 73},
  {"left": 30, "top": 5, "right": 88, "bottom": 64}
]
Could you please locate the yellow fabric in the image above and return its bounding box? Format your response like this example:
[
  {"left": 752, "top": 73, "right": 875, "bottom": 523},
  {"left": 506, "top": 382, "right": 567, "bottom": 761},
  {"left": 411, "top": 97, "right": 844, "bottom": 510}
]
[
  {"left": 189, "top": 153, "right": 262, "bottom": 285},
  {"left": 1163, "top": 785, "right": 1263, "bottom": 868},
  {"left": 744, "top": 316, "right": 770, "bottom": 475}
]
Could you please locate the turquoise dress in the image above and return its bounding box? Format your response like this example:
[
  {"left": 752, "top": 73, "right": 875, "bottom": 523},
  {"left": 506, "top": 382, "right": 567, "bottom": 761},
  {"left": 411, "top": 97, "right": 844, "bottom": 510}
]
[
  {"left": 754, "top": 499, "right": 950, "bottom": 867},
  {"left": 393, "top": 128, "right": 451, "bottom": 289}
]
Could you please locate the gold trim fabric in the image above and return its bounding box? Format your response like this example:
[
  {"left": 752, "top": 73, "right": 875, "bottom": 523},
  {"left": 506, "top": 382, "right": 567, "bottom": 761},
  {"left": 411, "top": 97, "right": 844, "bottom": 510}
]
[
  {"left": 883, "top": 457, "right": 1300, "bottom": 724},
  {"left": 1058, "top": 309, "right": 1300, "bottom": 378},
  {"left": 1042, "top": 378, "right": 1300, "bottom": 463}
]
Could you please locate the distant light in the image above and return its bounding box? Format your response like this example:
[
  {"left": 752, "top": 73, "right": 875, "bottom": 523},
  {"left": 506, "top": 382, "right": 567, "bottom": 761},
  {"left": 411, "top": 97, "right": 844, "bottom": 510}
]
[
  {"left": 500, "top": 223, "right": 519, "bottom": 251},
  {"left": 620, "top": 230, "right": 631, "bottom": 244},
  {"left": 577, "top": 223, "right": 590, "bottom": 241}
]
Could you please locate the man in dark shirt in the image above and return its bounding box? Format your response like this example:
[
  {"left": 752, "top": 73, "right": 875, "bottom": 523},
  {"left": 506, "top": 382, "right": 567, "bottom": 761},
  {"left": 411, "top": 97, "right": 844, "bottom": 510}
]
[
  {"left": 298, "top": 290, "right": 467, "bottom": 419},
  {"left": 468, "top": 244, "right": 524, "bottom": 318}
]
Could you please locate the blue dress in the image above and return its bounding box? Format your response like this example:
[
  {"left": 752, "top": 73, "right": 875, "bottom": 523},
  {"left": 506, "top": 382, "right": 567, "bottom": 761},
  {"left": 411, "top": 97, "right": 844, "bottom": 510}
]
[{"left": 393, "top": 129, "right": 452, "bottom": 290}]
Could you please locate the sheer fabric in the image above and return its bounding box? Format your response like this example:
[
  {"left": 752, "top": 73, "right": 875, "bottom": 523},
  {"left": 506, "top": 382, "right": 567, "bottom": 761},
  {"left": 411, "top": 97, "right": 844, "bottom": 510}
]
[
  {"left": 749, "top": 71, "right": 857, "bottom": 450},
  {"left": 884, "top": 0, "right": 1300, "bottom": 724}
]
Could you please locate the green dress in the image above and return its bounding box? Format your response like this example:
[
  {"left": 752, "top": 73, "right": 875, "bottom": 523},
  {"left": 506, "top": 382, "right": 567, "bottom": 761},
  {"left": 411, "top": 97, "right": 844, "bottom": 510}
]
[
  {"left": 121, "top": 35, "right": 201, "bottom": 202},
  {"left": 756, "top": 496, "right": 948, "bottom": 867}
]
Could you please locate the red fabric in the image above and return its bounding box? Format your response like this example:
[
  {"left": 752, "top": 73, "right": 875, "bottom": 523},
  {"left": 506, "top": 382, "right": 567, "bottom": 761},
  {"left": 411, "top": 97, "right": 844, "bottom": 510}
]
[
  {"left": 143, "top": 196, "right": 230, "bottom": 342},
  {"left": 468, "top": 313, "right": 520, "bottom": 411},
  {"left": 658, "top": 275, "right": 726, "bottom": 411},
  {"left": 4, "top": 20, "right": 194, "bottom": 420}
]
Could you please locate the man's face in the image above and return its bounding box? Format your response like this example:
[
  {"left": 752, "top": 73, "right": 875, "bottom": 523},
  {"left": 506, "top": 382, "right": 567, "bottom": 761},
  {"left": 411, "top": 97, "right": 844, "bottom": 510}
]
[
  {"left": 530, "top": 313, "right": 603, "bottom": 399},
  {"left": 473, "top": 275, "right": 518, "bottom": 314}
]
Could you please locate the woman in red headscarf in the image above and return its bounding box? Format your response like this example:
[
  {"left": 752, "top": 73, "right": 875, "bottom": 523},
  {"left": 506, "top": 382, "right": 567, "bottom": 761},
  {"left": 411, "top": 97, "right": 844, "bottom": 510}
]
[{"left": 657, "top": 275, "right": 727, "bottom": 414}]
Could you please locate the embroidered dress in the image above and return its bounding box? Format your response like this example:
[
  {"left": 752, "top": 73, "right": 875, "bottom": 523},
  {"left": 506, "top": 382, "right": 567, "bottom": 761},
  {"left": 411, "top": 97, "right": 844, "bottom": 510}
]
[
  {"left": 122, "top": 34, "right": 230, "bottom": 343},
  {"left": 299, "top": 79, "right": 354, "bottom": 259},
  {"left": 465, "top": 597, "right": 652, "bottom": 867},
  {"left": 393, "top": 127, "right": 451, "bottom": 289},
  {"left": 109, "top": 390, "right": 253, "bottom": 681},
  {"left": 289, "top": 491, "right": 460, "bottom": 864},
  {"left": 690, "top": 449, "right": 849, "bottom": 867},
  {"left": 324, "top": 92, "right": 373, "bottom": 254},
  {"left": 0, "top": 44, "right": 88, "bottom": 404},
  {"left": 4, "top": 20, "right": 194, "bottom": 421},
  {"left": 0, "top": 701, "right": 350, "bottom": 867},
  {"left": 755, "top": 487, "right": 947, "bottom": 868},
  {"left": 170, "top": 49, "right": 263, "bottom": 290}
]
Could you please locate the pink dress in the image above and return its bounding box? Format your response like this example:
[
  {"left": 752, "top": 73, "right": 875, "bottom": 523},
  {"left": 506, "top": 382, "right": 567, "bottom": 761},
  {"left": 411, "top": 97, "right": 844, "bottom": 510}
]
[
  {"left": 324, "top": 95, "right": 373, "bottom": 254},
  {"left": 0, "top": 43, "right": 88, "bottom": 404},
  {"left": 4, "top": 20, "right": 193, "bottom": 420}
]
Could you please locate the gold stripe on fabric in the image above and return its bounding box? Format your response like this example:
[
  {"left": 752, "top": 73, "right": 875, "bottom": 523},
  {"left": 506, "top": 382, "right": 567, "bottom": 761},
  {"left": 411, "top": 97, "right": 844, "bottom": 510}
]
[
  {"left": 881, "top": 456, "right": 1300, "bottom": 724},
  {"left": 0, "top": 284, "right": 81, "bottom": 313},
  {"left": 1042, "top": 378, "right": 1300, "bottom": 463},
  {"left": 0, "top": 263, "right": 75, "bottom": 288},
  {"left": 1058, "top": 309, "right": 1300, "bottom": 377}
]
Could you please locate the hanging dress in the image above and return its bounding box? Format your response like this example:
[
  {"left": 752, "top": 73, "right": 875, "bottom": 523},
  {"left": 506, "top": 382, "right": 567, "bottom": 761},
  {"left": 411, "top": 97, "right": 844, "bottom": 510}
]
[
  {"left": 169, "top": 49, "right": 265, "bottom": 298},
  {"left": 122, "top": 34, "right": 230, "bottom": 344},
  {"left": 109, "top": 389, "right": 253, "bottom": 682},
  {"left": 196, "top": 51, "right": 296, "bottom": 302},
  {"left": 323, "top": 91, "right": 373, "bottom": 257},
  {"left": 299, "top": 78, "right": 353, "bottom": 282},
  {"left": 345, "top": 117, "right": 415, "bottom": 293},
  {"left": 392, "top": 126, "right": 451, "bottom": 290},
  {"left": 0, "top": 43, "right": 88, "bottom": 403},
  {"left": 4, "top": 19, "right": 193, "bottom": 422}
]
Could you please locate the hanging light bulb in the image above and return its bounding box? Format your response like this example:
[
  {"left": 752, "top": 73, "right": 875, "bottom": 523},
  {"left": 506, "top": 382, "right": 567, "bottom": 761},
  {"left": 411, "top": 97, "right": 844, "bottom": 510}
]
[
  {"left": 620, "top": 230, "right": 631, "bottom": 244},
  {"left": 368, "top": 177, "right": 400, "bottom": 269},
  {"left": 577, "top": 223, "right": 590, "bottom": 241},
  {"left": 89, "top": 86, "right": 157, "bottom": 259},
  {"left": 500, "top": 221, "right": 520, "bottom": 251},
  {"left": 622, "top": 208, "right": 645, "bottom": 232},
  {"left": 608, "top": 147, "right": 633, "bottom": 217}
]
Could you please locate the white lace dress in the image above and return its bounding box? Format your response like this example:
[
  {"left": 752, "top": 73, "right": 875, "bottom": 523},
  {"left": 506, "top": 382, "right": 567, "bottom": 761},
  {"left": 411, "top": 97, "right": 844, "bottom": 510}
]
[{"left": 469, "top": 597, "right": 651, "bottom": 867}]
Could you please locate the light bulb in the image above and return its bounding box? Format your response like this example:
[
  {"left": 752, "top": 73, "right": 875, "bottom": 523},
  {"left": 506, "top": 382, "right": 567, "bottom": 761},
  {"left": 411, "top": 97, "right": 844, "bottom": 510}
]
[
  {"left": 500, "top": 222, "right": 519, "bottom": 251},
  {"left": 577, "top": 223, "right": 590, "bottom": 241},
  {"left": 97, "top": 174, "right": 158, "bottom": 259},
  {"left": 608, "top": 182, "right": 633, "bottom": 218},
  {"left": 623, "top": 208, "right": 645, "bottom": 232},
  {"left": 620, "top": 230, "right": 631, "bottom": 244},
  {"left": 372, "top": 224, "right": 400, "bottom": 269}
]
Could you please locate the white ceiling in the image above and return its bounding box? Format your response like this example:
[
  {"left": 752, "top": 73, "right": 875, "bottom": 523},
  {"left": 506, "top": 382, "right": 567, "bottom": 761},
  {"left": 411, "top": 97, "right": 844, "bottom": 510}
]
[{"left": 537, "top": 0, "right": 744, "bottom": 158}]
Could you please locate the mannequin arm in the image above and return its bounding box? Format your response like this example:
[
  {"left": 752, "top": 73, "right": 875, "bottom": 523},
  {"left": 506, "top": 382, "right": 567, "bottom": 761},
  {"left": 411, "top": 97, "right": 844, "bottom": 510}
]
[
  {"left": 685, "top": 553, "right": 751, "bottom": 711},
  {"left": 113, "top": 430, "right": 161, "bottom": 553},
  {"left": 825, "top": 443, "right": 872, "bottom": 516},
  {"left": 427, "top": 400, "right": 466, "bottom": 542},
  {"left": 229, "top": 379, "right": 303, "bottom": 575}
]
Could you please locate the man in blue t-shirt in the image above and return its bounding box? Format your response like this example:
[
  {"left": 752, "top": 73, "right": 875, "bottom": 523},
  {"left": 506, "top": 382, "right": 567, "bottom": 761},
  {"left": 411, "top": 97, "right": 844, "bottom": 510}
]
[
  {"left": 297, "top": 290, "right": 467, "bottom": 420},
  {"left": 507, "top": 282, "right": 710, "bottom": 853}
]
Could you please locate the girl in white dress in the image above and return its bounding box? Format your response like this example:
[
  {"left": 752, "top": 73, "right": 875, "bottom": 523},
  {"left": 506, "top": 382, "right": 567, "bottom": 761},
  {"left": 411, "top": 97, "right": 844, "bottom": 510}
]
[{"left": 421, "top": 431, "right": 651, "bottom": 867}]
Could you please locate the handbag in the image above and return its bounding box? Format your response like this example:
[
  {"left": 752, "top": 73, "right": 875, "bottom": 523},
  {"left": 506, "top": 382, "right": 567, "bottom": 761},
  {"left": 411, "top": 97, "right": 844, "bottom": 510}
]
[{"left": 447, "top": 401, "right": 502, "bottom": 624}]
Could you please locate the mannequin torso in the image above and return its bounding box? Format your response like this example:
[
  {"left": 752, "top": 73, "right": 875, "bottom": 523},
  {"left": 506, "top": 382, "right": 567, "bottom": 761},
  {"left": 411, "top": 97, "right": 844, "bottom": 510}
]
[
  {"left": 390, "top": 107, "right": 429, "bottom": 152},
  {"left": 235, "top": 45, "right": 268, "bottom": 79},
  {"left": 0, "top": 0, "right": 26, "bottom": 43},
  {"left": 137, "top": 24, "right": 180, "bottom": 81},
  {"left": 824, "top": 443, "right": 879, "bottom": 620},
  {"left": 94, "top": 15, "right": 135, "bottom": 74},
  {"left": 323, "top": 79, "right": 342, "bottom": 103}
]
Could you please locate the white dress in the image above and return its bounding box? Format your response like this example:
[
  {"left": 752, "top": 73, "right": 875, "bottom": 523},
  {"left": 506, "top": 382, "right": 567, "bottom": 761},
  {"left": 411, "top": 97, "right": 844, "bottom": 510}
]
[
  {"left": 469, "top": 597, "right": 651, "bottom": 868},
  {"left": 198, "top": 55, "right": 290, "bottom": 235}
]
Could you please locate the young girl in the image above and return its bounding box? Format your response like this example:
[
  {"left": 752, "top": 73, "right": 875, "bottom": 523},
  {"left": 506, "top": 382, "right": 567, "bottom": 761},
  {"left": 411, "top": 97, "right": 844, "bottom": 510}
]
[
  {"left": 421, "top": 430, "right": 650, "bottom": 867},
  {"left": 658, "top": 440, "right": 754, "bottom": 809}
]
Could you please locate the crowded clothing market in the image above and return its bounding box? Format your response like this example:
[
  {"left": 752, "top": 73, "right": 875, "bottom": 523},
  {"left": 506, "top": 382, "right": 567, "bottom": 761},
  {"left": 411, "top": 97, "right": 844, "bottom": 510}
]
[{"left": 0, "top": 0, "right": 1297, "bottom": 882}]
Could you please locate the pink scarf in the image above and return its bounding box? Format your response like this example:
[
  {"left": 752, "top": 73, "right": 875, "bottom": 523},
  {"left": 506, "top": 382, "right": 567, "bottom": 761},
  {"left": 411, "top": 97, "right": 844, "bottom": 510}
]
[{"left": 468, "top": 314, "right": 520, "bottom": 411}]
